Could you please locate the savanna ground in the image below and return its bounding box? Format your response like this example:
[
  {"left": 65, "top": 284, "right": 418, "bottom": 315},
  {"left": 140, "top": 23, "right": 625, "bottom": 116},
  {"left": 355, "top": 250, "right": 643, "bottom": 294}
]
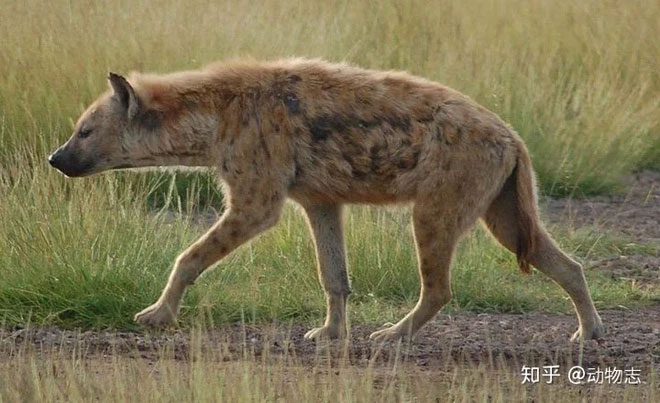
[{"left": 0, "top": 0, "right": 658, "bottom": 401}]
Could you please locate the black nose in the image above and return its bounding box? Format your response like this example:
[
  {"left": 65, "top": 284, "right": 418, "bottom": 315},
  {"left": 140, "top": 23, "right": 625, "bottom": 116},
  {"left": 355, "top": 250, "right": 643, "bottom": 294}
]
[{"left": 48, "top": 153, "right": 60, "bottom": 167}]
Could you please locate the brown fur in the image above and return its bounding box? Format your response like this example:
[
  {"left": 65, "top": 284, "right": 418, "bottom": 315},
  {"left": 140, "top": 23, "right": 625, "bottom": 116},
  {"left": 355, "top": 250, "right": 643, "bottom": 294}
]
[{"left": 49, "top": 58, "right": 604, "bottom": 342}]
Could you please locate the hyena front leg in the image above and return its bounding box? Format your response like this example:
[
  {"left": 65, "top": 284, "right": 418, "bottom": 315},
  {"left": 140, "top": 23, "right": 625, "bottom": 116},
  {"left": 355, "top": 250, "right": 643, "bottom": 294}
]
[
  {"left": 303, "top": 203, "right": 351, "bottom": 340},
  {"left": 135, "top": 188, "right": 285, "bottom": 327}
]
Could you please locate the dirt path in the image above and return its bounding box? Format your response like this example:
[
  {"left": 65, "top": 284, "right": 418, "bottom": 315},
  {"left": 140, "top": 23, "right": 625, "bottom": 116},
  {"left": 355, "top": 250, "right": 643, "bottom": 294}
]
[
  {"left": 544, "top": 170, "right": 659, "bottom": 287},
  {"left": 545, "top": 171, "right": 659, "bottom": 243},
  {"left": 2, "top": 306, "right": 659, "bottom": 373}
]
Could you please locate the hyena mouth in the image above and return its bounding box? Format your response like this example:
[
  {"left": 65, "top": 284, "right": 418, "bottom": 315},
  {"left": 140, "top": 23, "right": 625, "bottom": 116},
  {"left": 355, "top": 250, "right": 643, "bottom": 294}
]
[
  {"left": 48, "top": 152, "right": 96, "bottom": 178},
  {"left": 111, "top": 163, "right": 135, "bottom": 170}
]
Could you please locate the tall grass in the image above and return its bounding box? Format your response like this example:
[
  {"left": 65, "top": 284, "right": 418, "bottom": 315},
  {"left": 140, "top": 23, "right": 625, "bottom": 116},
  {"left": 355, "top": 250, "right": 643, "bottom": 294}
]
[
  {"left": 0, "top": 0, "right": 657, "bottom": 194},
  {"left": 0, "top": 1, "right": 657, "bottom": 328}
]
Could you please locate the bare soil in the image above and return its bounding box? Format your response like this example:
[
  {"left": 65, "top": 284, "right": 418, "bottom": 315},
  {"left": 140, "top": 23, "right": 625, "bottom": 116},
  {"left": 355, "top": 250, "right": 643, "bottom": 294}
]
[
  {"left": 2, "top": 306, "right": 659, "bottom": 373},
  {"left": 544, "top": 170, "right": 659, "bottom": 288},
  {"left": 545, "top": 171, "right": 659, "bottom": 244},
  {"left": 2, "top": 172, "right": 658, "bottom": 374}
]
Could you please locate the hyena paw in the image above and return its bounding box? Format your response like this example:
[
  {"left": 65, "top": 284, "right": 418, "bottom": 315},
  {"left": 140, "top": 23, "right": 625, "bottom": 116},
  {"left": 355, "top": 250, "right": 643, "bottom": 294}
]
[
  {"left": 304, "top": 325, "right": 346, "bottom": 340},
  {"left": 368, "top": 322, "right": 412, "bottom": 343},
  {"left": 134, "top": 302, "right": 177, "bottom": 328},
  {"left": 570, "top": 323, "right": 606, "bottom": 342}
]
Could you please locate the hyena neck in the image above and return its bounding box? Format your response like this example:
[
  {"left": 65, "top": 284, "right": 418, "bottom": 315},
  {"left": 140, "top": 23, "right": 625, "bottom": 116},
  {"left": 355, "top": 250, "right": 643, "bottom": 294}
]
[
  {"left": 131, "top": 71, "right": 243, "bottom": 169},
  {"left": 162, "top": 109, "right": 221, "bottom": 167},
  {"left": 136, "top": 96, "right": 222, "bottom": 169}
]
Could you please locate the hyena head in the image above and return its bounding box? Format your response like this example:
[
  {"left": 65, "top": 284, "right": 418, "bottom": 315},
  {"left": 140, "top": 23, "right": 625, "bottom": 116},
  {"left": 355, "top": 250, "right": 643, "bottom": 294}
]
[{"left": 48, "top": 73, "right": 215, "bottom": 177}]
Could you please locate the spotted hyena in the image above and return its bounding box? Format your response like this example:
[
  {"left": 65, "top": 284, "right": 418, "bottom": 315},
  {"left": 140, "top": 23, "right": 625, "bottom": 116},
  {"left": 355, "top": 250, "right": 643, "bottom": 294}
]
[{"left": 48, "top": 58, "right": 604, "bottom": 342}]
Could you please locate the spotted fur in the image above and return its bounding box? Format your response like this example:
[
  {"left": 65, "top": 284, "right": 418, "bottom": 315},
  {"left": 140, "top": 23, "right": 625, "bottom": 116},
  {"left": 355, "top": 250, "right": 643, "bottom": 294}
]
[{"left": 49, "top": 58, "right": 604, "bottom": 342}]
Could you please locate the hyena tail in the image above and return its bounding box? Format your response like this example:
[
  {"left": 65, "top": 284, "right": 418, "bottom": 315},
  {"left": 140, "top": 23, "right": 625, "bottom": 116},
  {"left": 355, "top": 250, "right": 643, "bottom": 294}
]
[{"left": 484, "top": 141, "right": 540, "bottom": 274}]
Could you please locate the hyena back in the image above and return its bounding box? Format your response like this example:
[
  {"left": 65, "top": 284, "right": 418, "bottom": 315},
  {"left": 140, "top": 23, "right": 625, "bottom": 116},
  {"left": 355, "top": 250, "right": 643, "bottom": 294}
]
[{"left": 49, "top": 58, "right": 604, "bottom": 342}]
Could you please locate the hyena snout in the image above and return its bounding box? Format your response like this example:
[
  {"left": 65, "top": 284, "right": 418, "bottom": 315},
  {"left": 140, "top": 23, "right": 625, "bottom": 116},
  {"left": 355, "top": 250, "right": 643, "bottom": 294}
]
[{"left": 48, "top": 146, "right": 96, "bottom": 178}]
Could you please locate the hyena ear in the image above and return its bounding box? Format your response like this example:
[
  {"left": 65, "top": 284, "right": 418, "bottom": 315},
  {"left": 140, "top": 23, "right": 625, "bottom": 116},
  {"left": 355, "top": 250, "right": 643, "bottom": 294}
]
[{"left": 108, "top": 72, "right": 140, "bottom": 120}]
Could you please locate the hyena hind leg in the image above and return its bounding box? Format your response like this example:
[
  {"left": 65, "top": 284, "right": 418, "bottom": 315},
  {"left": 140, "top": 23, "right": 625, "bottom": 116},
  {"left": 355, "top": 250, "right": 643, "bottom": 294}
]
[
  {"left": 370, "top": 201, "right": 463, "bottom": 342},
  {"left": 484, "top": 184, "right": 605, "bottom": 341},
  {"left": 135, "top": 191, "right": 285, "bottom": 328},
  {"left": 303, "top": 203, "right": 351, "bottom": 340}
]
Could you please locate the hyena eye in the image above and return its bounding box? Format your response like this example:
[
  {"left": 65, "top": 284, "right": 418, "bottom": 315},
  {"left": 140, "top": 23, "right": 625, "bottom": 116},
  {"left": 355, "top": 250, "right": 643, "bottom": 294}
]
[{"left": 79, "top": 128, "right": 93, "bottom": 139}]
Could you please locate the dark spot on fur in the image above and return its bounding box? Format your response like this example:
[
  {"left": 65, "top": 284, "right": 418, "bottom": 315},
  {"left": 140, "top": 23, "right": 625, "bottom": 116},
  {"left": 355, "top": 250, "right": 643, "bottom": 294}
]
[
  {"left": 306, "top": 112, "right": 413, "bottom": 142},
  {"left": 230, "top": 229, "right": 240, "bottom": 238},
  {"left": 219, "top": 246, "right": 228, "bottom": 254},
  {"left": 284, "top": 93, "right": 301, "bottom": 114},
  {"left": 358, "top": 119, "right": 380, "bottom": 129},
  {"left": 307, "top": 115, "right": 348, "bottom": 141},
  {"left": 342, "top": 151, "right": 368, "bottom": 179},
  {"left": 352, "top": 168, "right": 367, "bottom": 179},
  {"left": 291, "top": 152, "right": 302, "bottom": 177},
  {"left": 370, "top": 144, "right": 384, "bottom": 173},
  {"left": 250, "top": 104, "right": 271, "bottom": 159},
  {"left": 425, "top": 281, "right": 434, "bottom": 289},
  {"left": 417, "top": 114, "right": 434, "bottom": 124},
  {"left": 434, "top": 126, "right": 443, "bottom": 141},
  {"left": 288, "top": 75, "right": 302, "bottom": 83},
  {"left": 396, "top": 152, "right": 419, "bottom": 170},
  {"left": 385, "top": 115, "right": 411, "bottom": 132},
  {"left": 411, "top": 150, "right": 420, "bottom": 167},
  {"left": 342, "top": 152, "right": 354, "bottom": 164}
]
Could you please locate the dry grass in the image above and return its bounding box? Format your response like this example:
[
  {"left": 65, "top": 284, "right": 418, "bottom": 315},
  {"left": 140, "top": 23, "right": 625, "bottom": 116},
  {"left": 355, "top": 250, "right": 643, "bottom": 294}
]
[
  {"left": 0, "top": 331, "right": 656, "bottom": 402},
  {"left": 1, "top": 0, "right": 658, "bottom": 193}
]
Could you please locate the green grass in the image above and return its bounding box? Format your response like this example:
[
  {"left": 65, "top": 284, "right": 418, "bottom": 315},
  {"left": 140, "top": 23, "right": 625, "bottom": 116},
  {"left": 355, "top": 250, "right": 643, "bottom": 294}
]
[
  {"left": 0, "top": 0, "right": 658, "bottom": 330},
  {"left": 0, "top": 165, "right": 655, "bottom": 329}
]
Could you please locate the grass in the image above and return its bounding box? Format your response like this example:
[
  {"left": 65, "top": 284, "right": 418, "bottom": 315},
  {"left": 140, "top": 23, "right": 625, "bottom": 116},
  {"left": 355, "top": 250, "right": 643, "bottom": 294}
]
[
  {"left": 0, "top": 1, "right": 658, "bottom": 400},
  {"left": 0, "top": 330, "right": 656, "bottom": 402},
  {"left": 0, "top": 165, "right": 655, "bottom": 329},
  {"left": 0, "top": 0, "right": 658, "bottom": 195},
  {"left": 0, "top": 0, "right": 657, "bottom": 331}
]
